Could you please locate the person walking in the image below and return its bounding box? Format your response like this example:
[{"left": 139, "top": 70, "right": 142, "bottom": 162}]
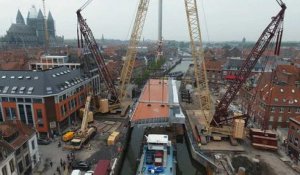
[{"left": 49, "top": 161, "right": 53, "bottom": 167}]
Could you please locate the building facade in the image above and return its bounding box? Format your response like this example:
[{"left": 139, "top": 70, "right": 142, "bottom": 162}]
[
  {"left": 0, "top": 66, "right": 100, "bottom": 137},
  {"left": 29, "top": 55, "right": 80, "bottom": 71},
  {"left": 0, "top": 141, "right": 17, "bottom": 175},
  {"left": 240, "top": 64, "right": 300, "bottom": 129},
  {"left": 0, "top": 120, "right": 39, "bottom": 175},
  {"left": 288, "top": 116, "right": 300, "bottom": 163}
]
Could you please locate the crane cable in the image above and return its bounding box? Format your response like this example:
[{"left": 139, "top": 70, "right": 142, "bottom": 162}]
[
  {"left": 80, "top": 0, "right": 94, "bottom": 12},
  {"left": 200, "top": 0, "right": 210, "bottom": 44}
]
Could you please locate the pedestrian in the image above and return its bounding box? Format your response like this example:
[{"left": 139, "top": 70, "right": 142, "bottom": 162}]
[
  {"left": 56, "top": 167, "right": 60, "bottom": 174},
  {"left": 67, "top": 154, "right": 70, "bottom": 161},
  {"left": 50, "top": 161, "right": 53, "bottom": 167},
  {"left": 60, "top": 158, "right": 63, "bottom": 166},
  {"left": 63, "top": 164, "right": 65, "bottom": 171}
]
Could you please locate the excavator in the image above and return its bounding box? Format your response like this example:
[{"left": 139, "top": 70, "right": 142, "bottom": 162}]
[{"left": 185, "top": 0, "right": 286, "bottom": 145}]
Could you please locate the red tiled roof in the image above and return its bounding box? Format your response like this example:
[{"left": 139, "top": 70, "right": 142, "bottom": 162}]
[
  {"left": 251, "top": 69, "right": 300, "bottom": 106},
  {"left": 205, "top": 58, "right": 224, "bottom": 71},
  {"left": 0, "top": 120, "right": 35, "bottom": 149}
]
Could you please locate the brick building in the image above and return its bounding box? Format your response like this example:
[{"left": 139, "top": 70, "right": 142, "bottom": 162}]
[
  {"left": 205, "top": 58, "right": 225, "bottom": 88},
  {"left": 288, "top": 116, "right": 300, "bottom": 163},
  {"left": 240, "top": 64, "right": 300, "bottom": 129},
  {"left": 0, "top": 66, "right": 100, "bottom": 137}
]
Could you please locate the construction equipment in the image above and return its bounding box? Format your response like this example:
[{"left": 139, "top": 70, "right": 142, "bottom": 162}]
[
  {"left": 42, "top": 0, "right": 49, "bottom": 51},
  {"left": 185, "top": 0, "right": 286, "bottom": 144},
  {"left": 119, "top": 0, "right": 150, "bottom": 102},
  {"left": 213, "top": 0, "right": 286, "bottom": 127},
  {"left": 64, "top": 95, "right": 96, "bottom": 150},
  {"left": 77, "top": 0, "right": 120, "bottom": 108}
]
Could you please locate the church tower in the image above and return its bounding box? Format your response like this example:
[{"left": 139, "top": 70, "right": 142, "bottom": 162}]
[
  {"left": 16, "top": 10, "right": 25, "bottom": 25},
  {"left": 47, "top": 11, "right": 55, "bottom": 38},
  {"left": 36, "top": 9, "right": 45, "bottom": 44}
]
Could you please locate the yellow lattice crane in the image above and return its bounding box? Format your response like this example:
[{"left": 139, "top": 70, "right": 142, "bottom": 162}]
[
  {"left": 184, "top": 0, "right": 214, "bottom": 133},
  {"left": 119, "top": 0, "right": 150, "bottom": 102}
]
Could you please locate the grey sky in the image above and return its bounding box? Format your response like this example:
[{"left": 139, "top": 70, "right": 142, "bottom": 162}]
[{"left": 0, "top": 0, "right": 299, "bottom": 41}]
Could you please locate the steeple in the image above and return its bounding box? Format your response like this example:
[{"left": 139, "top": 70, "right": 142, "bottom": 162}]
[
  {"left": 37, "top": 9, "right": 44, "bottom": 19},
  {"left": 16, "top": 10, "right": 25, "bottom": 25},
  {"left": 47, "top": 11, "right": 53, "bottom": 21}
]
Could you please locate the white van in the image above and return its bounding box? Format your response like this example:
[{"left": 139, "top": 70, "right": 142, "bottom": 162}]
[{"left": 71, "top": 170, "right": 81, "bottom": 175}]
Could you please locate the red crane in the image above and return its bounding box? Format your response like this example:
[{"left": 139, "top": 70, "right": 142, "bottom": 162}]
[
  {"left": 213, "top": 1, "right": 286, "bottom": 126},
  {"left": 76, "top": 0, "right": 119, "bottom": 104}
]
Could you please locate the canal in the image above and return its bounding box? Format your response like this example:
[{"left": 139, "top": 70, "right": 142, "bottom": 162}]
[{"left": 120, "top": 60, "right": 206, "bottom": 175}]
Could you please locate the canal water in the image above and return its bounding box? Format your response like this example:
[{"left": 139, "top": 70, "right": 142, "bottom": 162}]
[{"left": 120, "top": 60, "right": 206, "bottom": 175}]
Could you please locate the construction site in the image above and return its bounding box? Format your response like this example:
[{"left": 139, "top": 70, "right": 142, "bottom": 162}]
[{"left": 1, "top": 0, "right": 300, "bottom": 175}]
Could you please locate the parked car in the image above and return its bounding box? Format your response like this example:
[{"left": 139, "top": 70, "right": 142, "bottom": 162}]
[
  {"left": 71, "top": 161, "right": 91, "bottom": 171},
  {"left": 37, "top": 138, "right": 51, "bottom": 145}
]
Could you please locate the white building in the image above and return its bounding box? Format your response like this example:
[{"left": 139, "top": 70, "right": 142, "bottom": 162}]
[
  {"left": 28, "top": 133, "right": 40, "bottom": 169},
  {"left": 0, "top": 141, "right": 17, "bottom": 175}
]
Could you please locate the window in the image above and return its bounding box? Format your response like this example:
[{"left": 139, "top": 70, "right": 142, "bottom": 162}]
[
  {"left": 31, "top": 140, "right": 35, "bottom": 150},
  {"left": 18, "top": 161, "right": 23, "bottom": 173},
  {"left": 0, "top": 106, "right": 3, "bottom": 122},
  {"left": 2, "top": 165, "right": 7, "bottom": 175},
  {"left": 297, "top": 108, "right": 300, "bottom": 113},
  {"left": 37, "top": 109, "right": 44, "bottom": 127},
  {"left": 294, "top": 137, "right": 299, "bottom": 147},
  {"left": 269, "top": 116, "right": 274, "bottom": 122},
  {"left": 25, "top": 105, "right": 33, "bottom": 125},
  {"left": 5, "top": 107, "right": 16, "bottom": 120},
  {"left": 33, "top": 98, "right": 43, "bottom": 103},
  {"left": 25, "top": 98, "right": 32, "bottom": 103},
  {"left": 1, "top": 97, "right": 8, "bottom": 102},
  {"left": 270, "top": 107, "right": 275, "bottom": 113},
  {"left": 18, "top": 104, "right": 26, "bottom": 124},
  {"left": 25, "top": 154, "right": 30, "bottom": 166},
  {"left": 22, "top": 142, "right": 28, "bottom": 149},
  {"left": 33, "top": 154, "right": 37, "bottom": 164},
  {"left": 288, "top": 107, "right": 291, "bottom": 113},
  {"left": 9, "top": 159, "right": 15, "bottom": 173},
  {"left": 17, "top": 98, "right": 24, "bottom": 102},
  {"left": 280, "top": 107, "right": 284, "bottom": 113},
  {"left": 9, "top": 98, "right": 16, "bottom": 102},
  {"left": 274, "top": 98, "right": 278, "bottom": 102},
  {"left": 16, "top": 148, "right": 21, "bottom": 155},
  {"left": 278, "top": 116, "right": 282, "bottom": 122}
]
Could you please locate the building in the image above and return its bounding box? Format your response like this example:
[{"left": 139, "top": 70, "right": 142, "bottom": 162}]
[
  {"left": 29, "top": 55, "right": 80, "bottom": 70},
  {"left": 222, "top": 57, "right": 270, "bottom": 81},
  {"left": 0, "top": 66, "right": 100, "bottom": 137},
  {"left": 0, "top": 120, "right": 39, "bottom": 175},
  {"left": 0, "top": 141, "right": 17, "bottom": 175},
  {"left": 205, "top": 58, "right": 225, "bottom": 88},
  {"left": 287, "top": 116, "right": 300, "bottom": 163},
  {"left": 240, "top": 64, "right": 300, "bottom": 129},
  {"left": 3, "top": 6, "right": 63, "bottom": 48}
]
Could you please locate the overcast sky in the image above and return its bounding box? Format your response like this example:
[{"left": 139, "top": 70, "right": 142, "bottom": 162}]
[{"left": 0, "top": 0, "right": 299, "bottom": 41}]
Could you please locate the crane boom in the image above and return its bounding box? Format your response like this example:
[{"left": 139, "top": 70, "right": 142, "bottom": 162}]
[
  {"left": 80, "top": 95, "right": 91, "bottom": 132},
  {"left": 214, "top": 2, "right": 286, "bottom": 125},
  {"left": 119, "top": 0, "right": 150, "bottom": 101},
  {"left": 184, "top": 0, "right": 214, "bottom": 127},
  {"left": 77, "top": 10, "right": 119, "bottom": 104},
  {"left": 42, "top": 0, "right": 49, "bottom": 51}
]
